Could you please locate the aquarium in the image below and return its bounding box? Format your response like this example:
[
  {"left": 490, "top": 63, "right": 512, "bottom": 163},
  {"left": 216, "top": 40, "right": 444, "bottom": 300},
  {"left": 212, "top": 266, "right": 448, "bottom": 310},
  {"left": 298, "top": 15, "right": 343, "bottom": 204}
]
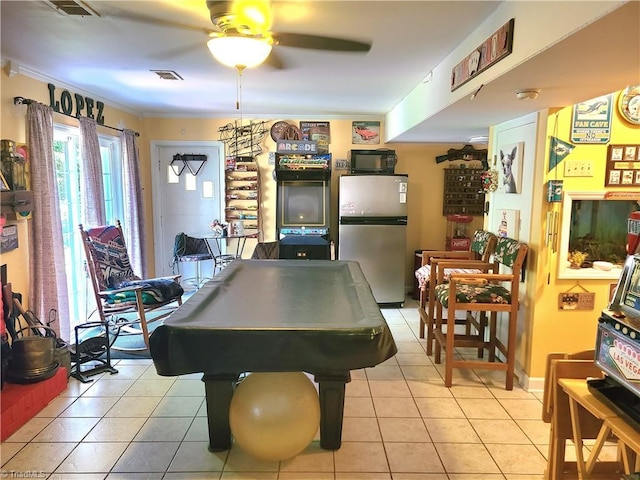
[{"left": 559, "top": 191, "right": 640, "bottom": 279}]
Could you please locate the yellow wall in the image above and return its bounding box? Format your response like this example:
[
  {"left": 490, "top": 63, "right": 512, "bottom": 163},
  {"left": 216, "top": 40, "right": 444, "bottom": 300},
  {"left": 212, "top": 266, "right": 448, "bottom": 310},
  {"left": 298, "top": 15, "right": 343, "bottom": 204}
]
[
  {"left": 140, "top": 116, "right": 482, "bottom": 287},
  {"left": 2, "top": 72, "right": 477, "bottom": 303},
  {"left": 0, "top": 72, "right": 141, "bottom": 306},
  {"left": 7, "top": 71, "right": 636, "bottom": 384},
  {"left": 527, "top": 92, "right": 640, "bottom": 378}
]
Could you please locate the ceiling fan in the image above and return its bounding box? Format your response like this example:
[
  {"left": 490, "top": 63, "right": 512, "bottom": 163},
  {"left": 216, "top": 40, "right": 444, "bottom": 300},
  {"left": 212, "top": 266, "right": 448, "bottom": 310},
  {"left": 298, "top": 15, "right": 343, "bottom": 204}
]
[{"left": 205, "top": 0, "right": 372, "bottom": 69}]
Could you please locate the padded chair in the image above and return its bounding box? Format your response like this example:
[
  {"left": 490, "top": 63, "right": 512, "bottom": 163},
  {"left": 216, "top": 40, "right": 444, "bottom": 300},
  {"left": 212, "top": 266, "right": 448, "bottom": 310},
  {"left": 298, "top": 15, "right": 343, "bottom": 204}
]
[
  {"left": 432, "top": 237, "right": 528, "bottom": 390},
  {"left": 251, "top": 241, "right": 279, "bottom": 259},
  {"left": 415, "top": 230, "right": 497, "bottom": 355},
  {"left": 80, "top": 221, "right": 184, "bottom": 351},
  {"left": 172, "top": 233, "right": 214, "bottom": 289}
]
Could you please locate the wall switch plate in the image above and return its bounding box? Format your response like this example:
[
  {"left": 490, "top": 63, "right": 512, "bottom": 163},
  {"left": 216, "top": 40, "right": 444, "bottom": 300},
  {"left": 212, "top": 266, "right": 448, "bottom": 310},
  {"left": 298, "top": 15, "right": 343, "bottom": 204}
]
[
  {"left": 564, "top": 159, "right": 594, "bottom": 177},
  {"left": 268, "top": 152, "right": 275, "bottom": 165}
]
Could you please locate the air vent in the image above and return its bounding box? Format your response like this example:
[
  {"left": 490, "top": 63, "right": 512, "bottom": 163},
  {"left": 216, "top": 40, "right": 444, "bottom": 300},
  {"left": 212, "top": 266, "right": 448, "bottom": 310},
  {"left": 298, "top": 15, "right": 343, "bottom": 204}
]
[
  {"left": 44, "top": 1, "right": 99, "bottom": 16},
  {"left": 151, "top": 70, "right": 184, "bottom": 81}
]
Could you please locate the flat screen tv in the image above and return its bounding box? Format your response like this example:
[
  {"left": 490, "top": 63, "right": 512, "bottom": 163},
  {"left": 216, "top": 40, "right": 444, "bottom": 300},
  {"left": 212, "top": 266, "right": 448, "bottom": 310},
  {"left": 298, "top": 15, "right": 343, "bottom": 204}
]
[{"left": 277, "top": 180, "right": 330, "bottom": 229}]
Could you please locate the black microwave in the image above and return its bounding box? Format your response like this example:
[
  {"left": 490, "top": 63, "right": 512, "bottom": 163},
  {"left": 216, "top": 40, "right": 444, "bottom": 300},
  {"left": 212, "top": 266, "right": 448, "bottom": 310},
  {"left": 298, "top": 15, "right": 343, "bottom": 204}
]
[{"left": 348, "top": 149, "right": 396, "bottom": 174}]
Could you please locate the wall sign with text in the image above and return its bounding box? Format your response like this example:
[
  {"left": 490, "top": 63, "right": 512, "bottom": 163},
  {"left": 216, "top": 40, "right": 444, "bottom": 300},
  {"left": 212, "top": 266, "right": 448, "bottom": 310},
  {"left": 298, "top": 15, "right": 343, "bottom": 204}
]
[
  {"left": 571, "top": 94, "right": 613, "bottom": 144},
  {"left": 451, "top": 19, "right": 514, "bottom": 92}
]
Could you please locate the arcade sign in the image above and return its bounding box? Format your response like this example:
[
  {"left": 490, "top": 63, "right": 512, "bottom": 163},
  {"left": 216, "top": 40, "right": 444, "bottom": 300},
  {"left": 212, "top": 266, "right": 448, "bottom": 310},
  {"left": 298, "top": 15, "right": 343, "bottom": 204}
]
[{"left": 276, "top": 140, "right": 318, "bottom": 154}]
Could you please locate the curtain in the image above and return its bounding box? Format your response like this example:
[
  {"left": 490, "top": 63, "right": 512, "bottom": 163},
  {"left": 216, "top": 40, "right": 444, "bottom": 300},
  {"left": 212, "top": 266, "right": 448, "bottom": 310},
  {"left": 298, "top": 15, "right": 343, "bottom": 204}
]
[
  {"left": 79, "top": 116, "right": 106, "bottom": 227},
  {"left": 26, "top": 103, "right": 70, "bottom": 341},
  {"left": 121, "top": 129, "right": 147, "bottom": 277}
]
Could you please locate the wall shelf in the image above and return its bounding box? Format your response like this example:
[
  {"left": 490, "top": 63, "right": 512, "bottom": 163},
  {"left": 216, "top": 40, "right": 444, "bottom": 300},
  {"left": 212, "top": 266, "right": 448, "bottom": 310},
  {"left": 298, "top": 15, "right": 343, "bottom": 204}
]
[{"left": 442, "top": 168, "right": 485, "bottom": 216}]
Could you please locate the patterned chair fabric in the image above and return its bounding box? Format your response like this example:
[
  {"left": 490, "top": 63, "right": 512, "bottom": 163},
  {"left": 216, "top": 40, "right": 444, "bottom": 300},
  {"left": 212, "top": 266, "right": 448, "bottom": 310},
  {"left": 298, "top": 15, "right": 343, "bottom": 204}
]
[
  {"left": 80, "top": 221, "right": 184, "bottom": 352},
  {"left": 430, "top": 236, "right": 528, "bottom": 390},
  {"left": 414, "top": 230, "right": 497, "bottom": 289},
  {"left": 85, "top": 225, "right": 183, "bottom": 305},
  {"left": 434, "top": 237, "right": 521, "bottom": 307}
]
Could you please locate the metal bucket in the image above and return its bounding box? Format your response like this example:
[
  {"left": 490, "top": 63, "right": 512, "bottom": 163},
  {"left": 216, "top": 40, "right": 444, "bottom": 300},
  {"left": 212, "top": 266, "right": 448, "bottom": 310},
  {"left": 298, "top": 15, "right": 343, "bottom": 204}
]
[{"left": 9, "top": 327, "right": 57, "bottom": 380}]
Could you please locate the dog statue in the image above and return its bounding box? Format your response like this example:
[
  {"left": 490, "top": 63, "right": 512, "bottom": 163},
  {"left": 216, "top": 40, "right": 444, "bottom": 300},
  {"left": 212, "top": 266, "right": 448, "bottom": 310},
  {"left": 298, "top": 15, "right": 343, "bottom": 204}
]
[{"left": 500, "top": 146, "right": 518, "bottom": 193}]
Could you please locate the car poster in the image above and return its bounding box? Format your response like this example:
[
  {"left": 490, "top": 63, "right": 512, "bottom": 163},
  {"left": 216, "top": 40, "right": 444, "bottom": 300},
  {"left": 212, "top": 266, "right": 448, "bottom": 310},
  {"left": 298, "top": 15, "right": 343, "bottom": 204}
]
[{"left": 352, "top": 121, "right": 380, "bottom": 145}]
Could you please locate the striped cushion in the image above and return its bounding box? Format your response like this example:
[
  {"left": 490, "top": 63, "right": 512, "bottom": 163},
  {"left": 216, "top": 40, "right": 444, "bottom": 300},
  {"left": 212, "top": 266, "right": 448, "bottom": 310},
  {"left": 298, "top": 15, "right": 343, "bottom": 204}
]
[{"left": 415, "top": 265, "right": 483, "bottom": 289}]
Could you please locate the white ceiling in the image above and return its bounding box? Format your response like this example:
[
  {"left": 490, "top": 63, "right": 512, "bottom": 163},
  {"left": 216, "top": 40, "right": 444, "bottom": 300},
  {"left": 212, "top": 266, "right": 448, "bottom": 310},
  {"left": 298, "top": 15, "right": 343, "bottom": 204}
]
[{"left": 2, "top": 1, "right": 639, "bottom": 143}]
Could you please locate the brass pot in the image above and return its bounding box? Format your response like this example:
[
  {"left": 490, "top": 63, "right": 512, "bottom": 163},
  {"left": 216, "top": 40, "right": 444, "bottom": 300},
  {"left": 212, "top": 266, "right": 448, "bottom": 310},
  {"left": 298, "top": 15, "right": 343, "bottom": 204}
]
[{"left": 9, "top": 327, "right": 56, "bottom": 375}]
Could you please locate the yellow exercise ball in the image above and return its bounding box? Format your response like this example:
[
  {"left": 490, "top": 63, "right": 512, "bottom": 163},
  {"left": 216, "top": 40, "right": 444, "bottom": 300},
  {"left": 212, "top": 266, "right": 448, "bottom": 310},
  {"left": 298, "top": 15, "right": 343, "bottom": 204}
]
[{"left": 229, "top": 372, "right": 320, "bottom": 461}]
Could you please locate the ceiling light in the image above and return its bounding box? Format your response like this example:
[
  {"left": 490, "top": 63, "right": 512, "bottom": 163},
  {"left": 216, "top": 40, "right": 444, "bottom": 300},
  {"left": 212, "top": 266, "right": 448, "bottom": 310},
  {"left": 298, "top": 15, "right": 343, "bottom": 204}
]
[
  {"left": 422, "top": 71, "right": 433, "bottom": 83},
  {"left": 207, "top": 35, "right": 273, "bottom": 69},
  {"left": 469, "top": 135, "right": 489, "bottom": 144},
  {"left": 515, "top": 89, "right": 541, "bottom": 100}
]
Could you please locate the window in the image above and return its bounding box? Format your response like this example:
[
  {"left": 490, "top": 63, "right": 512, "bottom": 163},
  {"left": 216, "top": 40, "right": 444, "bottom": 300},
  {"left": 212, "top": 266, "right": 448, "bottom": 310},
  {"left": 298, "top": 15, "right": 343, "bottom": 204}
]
[{"left": 54, "top": 125, "right": 124, "bottom": 329}]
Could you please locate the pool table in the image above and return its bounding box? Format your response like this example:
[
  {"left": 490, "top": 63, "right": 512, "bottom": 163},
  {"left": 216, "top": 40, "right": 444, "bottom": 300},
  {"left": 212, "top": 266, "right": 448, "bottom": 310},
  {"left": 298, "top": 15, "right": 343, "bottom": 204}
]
[{"left": 150, "top": 259, "right": 397, "bottom": 451}]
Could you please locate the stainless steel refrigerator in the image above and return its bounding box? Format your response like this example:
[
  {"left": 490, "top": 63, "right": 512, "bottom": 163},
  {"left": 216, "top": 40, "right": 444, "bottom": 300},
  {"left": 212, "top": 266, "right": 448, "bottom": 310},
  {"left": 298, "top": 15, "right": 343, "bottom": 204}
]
[{"left": 338, "top": 174, "right": 408, "bottom": 305}]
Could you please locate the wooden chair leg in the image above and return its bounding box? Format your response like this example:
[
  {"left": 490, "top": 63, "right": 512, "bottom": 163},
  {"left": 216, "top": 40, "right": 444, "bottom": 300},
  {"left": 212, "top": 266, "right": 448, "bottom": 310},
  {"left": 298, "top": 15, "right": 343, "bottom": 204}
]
[
  {"left": 488, "top": 312, "right": 497, "bottom": 363},
  {"left": 418, "top": 288, "right": 426, "bottom": 339},
  {"left": 476, "top": 311, "right": 486, "bottom": 358},
  {"left": 444, "top": 306, "right": 456, "bottom": 387},
  {"left": 135, "top": 290, "right": 151, "bottom": 350},
  {"left": 427, "top": 280, "right": 438, "bottom": 356},
  {"left": 434, "top": 301, "right": 443, "bottom": 364},
  {"left": 505, "top": 309, "right": 518, "bottom": 391}
]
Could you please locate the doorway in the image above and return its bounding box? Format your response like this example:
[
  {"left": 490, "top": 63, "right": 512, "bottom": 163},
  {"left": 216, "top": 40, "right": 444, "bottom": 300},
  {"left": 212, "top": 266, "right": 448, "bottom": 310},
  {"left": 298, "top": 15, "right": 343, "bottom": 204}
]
[{"left": 150, "top": 141, "right": 225, "bottom": 278}]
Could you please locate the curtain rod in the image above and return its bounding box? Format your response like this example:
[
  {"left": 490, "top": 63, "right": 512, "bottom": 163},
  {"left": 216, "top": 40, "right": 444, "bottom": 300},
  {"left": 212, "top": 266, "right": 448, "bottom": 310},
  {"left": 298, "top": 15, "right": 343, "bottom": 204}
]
[{"left": 13, "top": 96, "right": 140, "bottom": 137}]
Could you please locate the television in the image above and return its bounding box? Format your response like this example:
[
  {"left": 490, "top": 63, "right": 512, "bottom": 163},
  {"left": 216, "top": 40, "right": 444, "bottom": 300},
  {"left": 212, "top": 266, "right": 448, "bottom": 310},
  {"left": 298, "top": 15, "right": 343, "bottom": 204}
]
[{"left": 277, "top": 180, "right": 330, "bottom": 229}]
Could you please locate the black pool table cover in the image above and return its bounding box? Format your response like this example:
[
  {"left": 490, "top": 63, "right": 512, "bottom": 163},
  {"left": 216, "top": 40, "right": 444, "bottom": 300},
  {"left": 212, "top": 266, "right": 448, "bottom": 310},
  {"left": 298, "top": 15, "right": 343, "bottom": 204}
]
[
  {"left": 149, "top": 259, "right": 397, "bottom": 451},
  {"left": 150, "top": 260, "right": 397, "bottom": 376}
]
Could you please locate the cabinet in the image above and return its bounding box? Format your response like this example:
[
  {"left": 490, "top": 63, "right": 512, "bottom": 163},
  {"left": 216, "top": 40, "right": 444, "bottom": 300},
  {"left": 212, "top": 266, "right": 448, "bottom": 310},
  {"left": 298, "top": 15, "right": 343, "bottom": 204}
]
[
  {"left": 442, "top": 167, "right": 485, "bottom": 215},
  {"left": 225, "top": 157, "right": 260, "bottom": 229}
]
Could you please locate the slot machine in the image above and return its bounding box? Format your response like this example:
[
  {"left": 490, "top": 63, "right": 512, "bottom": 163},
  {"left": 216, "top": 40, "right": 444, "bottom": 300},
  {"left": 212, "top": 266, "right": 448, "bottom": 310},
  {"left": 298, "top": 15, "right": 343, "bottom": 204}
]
[
  {"left": 628, "top": 211, "right": 640, "bottom": 255},
  {"left": 590, "top": 254, "right": 640, "bottom": 426}
]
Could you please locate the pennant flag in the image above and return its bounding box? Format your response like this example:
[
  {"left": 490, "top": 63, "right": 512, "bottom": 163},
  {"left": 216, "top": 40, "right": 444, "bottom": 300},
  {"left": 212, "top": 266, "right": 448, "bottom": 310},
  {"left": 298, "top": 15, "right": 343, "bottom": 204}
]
[{"left": 549, "top": 136, "right": 575, "bottom": 171}]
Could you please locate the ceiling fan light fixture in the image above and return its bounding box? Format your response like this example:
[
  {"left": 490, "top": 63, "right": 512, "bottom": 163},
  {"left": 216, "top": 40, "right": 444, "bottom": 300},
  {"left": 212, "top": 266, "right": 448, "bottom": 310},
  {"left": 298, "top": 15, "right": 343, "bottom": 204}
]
[{"left": 207, "top": 35, "right": 272, "bottom": 69}]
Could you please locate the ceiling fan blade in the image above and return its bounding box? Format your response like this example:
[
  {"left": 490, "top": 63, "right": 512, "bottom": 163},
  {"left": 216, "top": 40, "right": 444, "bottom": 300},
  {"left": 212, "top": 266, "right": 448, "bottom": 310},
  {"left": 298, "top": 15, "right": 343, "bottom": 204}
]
[
  {"left": 105, "top": 11, "right": 218, "bottom": 35},
  {"left": 272, "top": 32, "right": 371, "bottom": 52},
  {"left": 264, "top": 50, "right": 285, "bottom": 69}
]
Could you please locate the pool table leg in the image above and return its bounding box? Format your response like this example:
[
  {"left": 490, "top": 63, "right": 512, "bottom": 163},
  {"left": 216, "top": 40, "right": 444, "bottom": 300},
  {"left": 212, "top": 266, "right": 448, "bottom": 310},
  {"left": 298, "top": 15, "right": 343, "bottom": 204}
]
[
  {"left": 314, "top": 372, "right": 351, "bottom": 450},
  {"left": 202, "top": 373, "right": 239, "bottom": 452}
]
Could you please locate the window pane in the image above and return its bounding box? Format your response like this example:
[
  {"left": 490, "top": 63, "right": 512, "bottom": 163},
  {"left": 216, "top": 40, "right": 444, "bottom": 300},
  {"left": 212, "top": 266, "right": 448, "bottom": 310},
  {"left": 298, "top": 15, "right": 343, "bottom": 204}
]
[{"left": 54, "top": 126, "right": 125, "bottom": 331}]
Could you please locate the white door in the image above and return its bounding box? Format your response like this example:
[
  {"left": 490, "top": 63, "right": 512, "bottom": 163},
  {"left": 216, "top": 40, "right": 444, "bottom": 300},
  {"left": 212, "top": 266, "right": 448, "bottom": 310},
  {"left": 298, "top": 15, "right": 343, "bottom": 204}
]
[{"left": 151, "top": 141, "right": 225, "bottom": 278}]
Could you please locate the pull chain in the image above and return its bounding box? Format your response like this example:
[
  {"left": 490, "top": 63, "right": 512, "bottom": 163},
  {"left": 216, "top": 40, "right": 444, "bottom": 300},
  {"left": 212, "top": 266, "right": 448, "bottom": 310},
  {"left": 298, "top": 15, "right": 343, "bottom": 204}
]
[{"left": 235, "top": 65, "right": 245, "bottom": 128}]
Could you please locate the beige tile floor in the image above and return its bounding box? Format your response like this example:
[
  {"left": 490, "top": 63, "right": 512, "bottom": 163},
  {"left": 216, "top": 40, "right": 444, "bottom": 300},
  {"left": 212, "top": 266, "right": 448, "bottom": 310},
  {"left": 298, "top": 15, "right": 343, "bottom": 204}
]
[{"left": 0, "top": 297, "right": 615, "bottom": 479}]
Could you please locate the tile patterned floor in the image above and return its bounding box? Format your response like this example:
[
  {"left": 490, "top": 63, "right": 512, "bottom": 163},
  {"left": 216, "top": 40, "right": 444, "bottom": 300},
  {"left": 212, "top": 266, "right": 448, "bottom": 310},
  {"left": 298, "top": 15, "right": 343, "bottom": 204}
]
[{"left": 1, "top": 297, "right": 606, "bottom": 479}]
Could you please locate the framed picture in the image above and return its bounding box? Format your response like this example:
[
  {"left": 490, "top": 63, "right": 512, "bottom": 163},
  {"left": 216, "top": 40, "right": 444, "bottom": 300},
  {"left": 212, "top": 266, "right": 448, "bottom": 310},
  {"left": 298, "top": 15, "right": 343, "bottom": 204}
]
[
  {"left": 605, "top": 144, "right": 640, "bottom": 186},
  {"left": 610, "top": 146, "right": 624, "bottom": 161},
  {"left": 624, "top": 146, "right": 637, "bottom": 161},
  {"left": 494, "top": 209, "right": 520, "bottom": 239},
  {"left": 571, "top": 94, "right": 613, "bottom": 143},
  {"left": 0, "top": 170, "right": 9, "bottom": 191},
  {"left": 497, "top": 142, "right": 524, "bottom": 194},
  {"left": 609, "top": 170, "right": 621, "bottom": 185},
  {"left": 299, "top": 121, "right": 330, "bottom": 154},
  {"left": 622, "top": 170, "right": 634, "bottom": 185},
  {"left": 352, "top": 121, "right": 380, "bottom": 145}
]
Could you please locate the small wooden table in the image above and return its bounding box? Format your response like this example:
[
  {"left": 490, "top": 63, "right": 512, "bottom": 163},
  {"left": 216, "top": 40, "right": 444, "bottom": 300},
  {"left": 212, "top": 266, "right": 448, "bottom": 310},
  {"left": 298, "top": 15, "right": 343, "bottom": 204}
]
[{"left": 558, "top": 378, "right": 640, "bottom": 479}]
